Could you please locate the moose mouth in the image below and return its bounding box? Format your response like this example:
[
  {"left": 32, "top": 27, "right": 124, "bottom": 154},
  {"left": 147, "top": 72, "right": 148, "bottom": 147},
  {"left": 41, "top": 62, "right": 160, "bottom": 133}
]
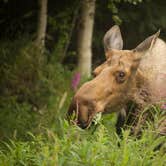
[
  {"left": 68, "top": 99, "right": 104, "bottom": 129},
  {"left": 77, "top": 111, "right": 103, "bottom": 129},
  {"left": 69, "top": 107, "right": 102, "bottom": 129}
]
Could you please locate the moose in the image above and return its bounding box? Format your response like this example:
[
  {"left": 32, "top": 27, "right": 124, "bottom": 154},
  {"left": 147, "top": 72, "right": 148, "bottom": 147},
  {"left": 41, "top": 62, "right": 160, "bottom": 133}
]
[{"left": 68, "top": 25, "right": 166, "bottom": 135}]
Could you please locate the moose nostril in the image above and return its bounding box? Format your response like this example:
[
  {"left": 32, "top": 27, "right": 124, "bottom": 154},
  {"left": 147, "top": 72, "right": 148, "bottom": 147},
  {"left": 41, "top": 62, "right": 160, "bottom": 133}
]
[{"left": 79, "top": 121, "right": 88, "bottom": 129}]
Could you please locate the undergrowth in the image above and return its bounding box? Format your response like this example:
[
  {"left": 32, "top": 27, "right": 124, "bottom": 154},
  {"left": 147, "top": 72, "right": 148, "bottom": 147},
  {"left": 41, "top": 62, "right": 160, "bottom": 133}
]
[{"left": 0, "top": 118, "right": 165, "bottom": 166}]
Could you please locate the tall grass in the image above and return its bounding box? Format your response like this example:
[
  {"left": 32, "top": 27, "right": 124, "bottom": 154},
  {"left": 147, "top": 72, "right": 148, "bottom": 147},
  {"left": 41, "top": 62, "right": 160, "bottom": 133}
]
[{"left": 0, "top": 118, "right": 165, "bottom": 166}]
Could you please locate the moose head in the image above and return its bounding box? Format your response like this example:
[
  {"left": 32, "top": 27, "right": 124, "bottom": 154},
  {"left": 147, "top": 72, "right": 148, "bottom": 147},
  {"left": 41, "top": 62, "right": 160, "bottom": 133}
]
[{"left": 68, "top": 25, "right": 160, "bottom": 129}]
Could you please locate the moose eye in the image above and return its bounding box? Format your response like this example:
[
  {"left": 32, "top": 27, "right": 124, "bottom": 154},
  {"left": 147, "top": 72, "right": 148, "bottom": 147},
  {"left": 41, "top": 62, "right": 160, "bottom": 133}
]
[
  {"left": 119, "top": 71, "right": 125, "bottom": 78},
  {"left": 116, "top": 71, "right": 126, "bottom": 83}
]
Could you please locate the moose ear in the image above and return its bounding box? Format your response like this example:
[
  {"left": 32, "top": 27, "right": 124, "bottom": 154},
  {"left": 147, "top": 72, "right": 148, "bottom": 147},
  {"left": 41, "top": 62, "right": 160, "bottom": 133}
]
[
  {"left": 103, "top": 25, "right": 123, "bottom": 52},
  {"left": 133, "top": 30, "right": 160, "bottom": 53},
  {"left": 132, "top": 30, "right": 160, "bottom": 70}
]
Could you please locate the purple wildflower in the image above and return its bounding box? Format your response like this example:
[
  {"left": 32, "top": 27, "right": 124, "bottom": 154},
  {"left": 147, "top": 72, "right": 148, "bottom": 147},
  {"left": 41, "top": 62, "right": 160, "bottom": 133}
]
[
  {"left": 161, "top": 103, "right": 166, "bottom": 110},
  {"left": 71, "top": 72, "right": 81, "bottom": 91}
]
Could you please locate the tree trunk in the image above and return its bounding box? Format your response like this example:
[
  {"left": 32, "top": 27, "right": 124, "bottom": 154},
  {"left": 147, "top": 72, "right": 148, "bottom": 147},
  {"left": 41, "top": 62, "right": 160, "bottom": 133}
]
[
  {"left": 36, "top": 0, "right": 47, "bottom": 49},
  {"left": 77, "top": 0, "right": 96, "bottom": 77}
]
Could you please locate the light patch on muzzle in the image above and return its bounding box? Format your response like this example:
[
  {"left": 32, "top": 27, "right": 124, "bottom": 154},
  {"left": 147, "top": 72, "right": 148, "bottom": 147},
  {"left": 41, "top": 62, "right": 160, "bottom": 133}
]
[{"left": 92, "top": 112, "right": 102, "bottom": 125}]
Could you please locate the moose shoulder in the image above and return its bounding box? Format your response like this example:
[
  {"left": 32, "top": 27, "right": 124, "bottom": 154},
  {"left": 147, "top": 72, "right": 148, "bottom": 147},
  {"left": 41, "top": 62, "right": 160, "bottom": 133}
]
[{"left": 67, "top": 25, "right": 166, "bottom": 134}]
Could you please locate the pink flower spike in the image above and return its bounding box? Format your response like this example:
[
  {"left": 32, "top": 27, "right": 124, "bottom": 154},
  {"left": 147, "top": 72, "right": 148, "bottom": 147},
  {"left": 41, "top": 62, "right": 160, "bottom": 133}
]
[
  {"left": 71, "top": 72, "right": 81, "bottom": 91},
  {"left": 161, "top": 103, "right": 166, "bottom": 110}
]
